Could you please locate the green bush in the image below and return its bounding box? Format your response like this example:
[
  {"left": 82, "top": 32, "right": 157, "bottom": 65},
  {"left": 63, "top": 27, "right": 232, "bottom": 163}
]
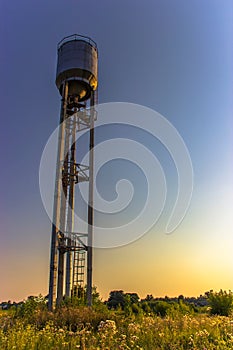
[
  {"left": 207, "top": 289, "right": 233, "bottom": 316},
  {"left": 17, "top": 295, "right": 47, "bottom": 321},
  {"left": 150, "top": 301, "right": 171, "bottom": 317}
]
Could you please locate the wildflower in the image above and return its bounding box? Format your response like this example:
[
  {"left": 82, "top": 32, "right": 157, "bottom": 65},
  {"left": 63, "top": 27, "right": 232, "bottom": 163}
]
[
  {"left": 128, "top": 322, "right": 140, "bottom": 334},
  {"left": 98, "top": 320, "right": 117, "bottom": 335},
  {"left": 188, "top": 335, "right": 194, "bottom": 345},
  {"left": 195, "top": 329, "right": 209, "bottom": 337},
  {"left": 129, "top": 334, "right": 139, "bottom": 346}
]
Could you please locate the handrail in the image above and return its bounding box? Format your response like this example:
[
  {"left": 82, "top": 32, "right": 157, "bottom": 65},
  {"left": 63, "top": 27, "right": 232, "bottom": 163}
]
[{"left": 57, "top": 34, "right": 97, "bottom": 50}]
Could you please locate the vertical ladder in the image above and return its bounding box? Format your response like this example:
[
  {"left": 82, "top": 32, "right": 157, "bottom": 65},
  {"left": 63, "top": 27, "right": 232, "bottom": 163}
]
[{"left": 72, "top": 246, "right": 86, "bottom": 297}]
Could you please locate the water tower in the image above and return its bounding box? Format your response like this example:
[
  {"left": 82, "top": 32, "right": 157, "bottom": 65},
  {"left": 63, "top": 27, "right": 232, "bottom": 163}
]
[{"left": 48, "top": 34, "right": 98, "bottom": 311}]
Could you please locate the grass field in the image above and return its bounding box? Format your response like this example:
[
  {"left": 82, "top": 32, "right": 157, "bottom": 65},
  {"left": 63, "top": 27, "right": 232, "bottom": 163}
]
[{"left": 1, "top": 305, "right": 233, "bottom": 349}]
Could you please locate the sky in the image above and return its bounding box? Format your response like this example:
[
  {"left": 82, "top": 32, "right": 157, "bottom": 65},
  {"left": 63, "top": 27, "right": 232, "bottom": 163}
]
[{"left": 1, "top": 0, "right": 233, "bottom": 302}]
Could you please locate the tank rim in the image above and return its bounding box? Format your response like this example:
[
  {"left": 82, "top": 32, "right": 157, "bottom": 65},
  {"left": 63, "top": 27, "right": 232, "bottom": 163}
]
[{"left": 58, "top": 34, "right": 97, "bottom": 51}]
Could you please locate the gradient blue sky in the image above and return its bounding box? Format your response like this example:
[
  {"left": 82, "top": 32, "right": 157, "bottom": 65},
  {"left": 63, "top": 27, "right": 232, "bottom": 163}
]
[{"left": 1, "top": 0, "right": 232, "bottom": 301}]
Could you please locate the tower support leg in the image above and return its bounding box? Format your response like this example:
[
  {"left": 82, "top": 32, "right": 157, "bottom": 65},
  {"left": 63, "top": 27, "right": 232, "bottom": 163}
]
[
  {"left": 48, "top": 82, "right": 68, "bottom": 311},
  {"left": 87, "top": 91, "right": 95, "bottom": 307}
]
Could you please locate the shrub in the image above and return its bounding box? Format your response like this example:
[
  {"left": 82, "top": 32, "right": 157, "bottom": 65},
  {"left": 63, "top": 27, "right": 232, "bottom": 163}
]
[
  {"left": 207, "top": 289, "right": 233, "bottom": 316},
  {"left": 53, "top": 305, "right": 112, "bottom": 331},
  {"left": 150, "top": 301, "right": 171, "bottom": 317},
  {"left": 17, "top": 295, "right": 47, "bottom": 322}
]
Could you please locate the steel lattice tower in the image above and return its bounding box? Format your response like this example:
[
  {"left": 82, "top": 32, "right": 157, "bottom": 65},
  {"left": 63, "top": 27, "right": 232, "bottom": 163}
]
[{"left": 48, "top": 34, "right": 98, "bottom": 311}]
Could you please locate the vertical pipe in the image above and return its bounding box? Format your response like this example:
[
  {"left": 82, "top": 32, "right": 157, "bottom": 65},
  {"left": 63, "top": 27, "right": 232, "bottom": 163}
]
[
  {"left": 65, "top": 114, "right": 76, "bottom": 297},
  {"left": 87, "top": 91, "right": 95, "bottom": 306},
  {"left": 48, "top": 82, "right": 68, "bottom": 311},
  {"left": 65, "top": 244, "right": 72, "bottom": 298}
]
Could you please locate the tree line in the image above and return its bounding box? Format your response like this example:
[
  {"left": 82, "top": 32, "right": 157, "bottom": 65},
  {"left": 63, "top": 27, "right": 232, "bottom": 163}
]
[
  {"left": 105, "top": 289, "right": 233, "bottom": 317},
  {"left": 1, "top": 289, "right": 233, "bottom": 317}
]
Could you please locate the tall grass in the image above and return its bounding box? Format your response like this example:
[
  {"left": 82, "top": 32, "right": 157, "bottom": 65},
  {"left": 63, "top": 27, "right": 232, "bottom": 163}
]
[{"left": 0, "top": 306, "right": 233, "bottom": 349}]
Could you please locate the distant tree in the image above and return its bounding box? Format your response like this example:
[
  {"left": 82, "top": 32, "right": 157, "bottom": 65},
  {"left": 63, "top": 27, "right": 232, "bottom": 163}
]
[
  {"left": 125, "top": 293, "right": 140, "bottom": 304},
  {"left": 123, "top": 294, "right": 132, "bottom": 316},
  {"left": 178, "top": 295, "right": 184, "bottom": 302},
  {"left": 107, "top": 290, "right": 125, "bottom": 309},
  {"left": 145, "top": 294, "right": 154, "bottom": 301},
  {"left": 207, "top": 290, "right": 233, "bottom": 316},
  {"left": 141, "top": 301, "right": 151, "bottom": 313},
  {"left": 205, "top": 290, "right": 213, "bottom": 298},
  {"left": 149, "top": 301, "right": 171, "bottom": 317}
]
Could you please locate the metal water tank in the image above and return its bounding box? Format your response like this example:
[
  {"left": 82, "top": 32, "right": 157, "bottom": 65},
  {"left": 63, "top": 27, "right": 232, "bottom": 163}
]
[{"left": 56, "top": 34, "right": 98, "bottom": 101}]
